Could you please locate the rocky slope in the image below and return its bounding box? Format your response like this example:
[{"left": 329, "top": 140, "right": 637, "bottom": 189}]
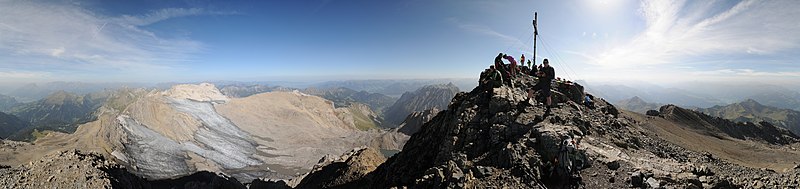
[
  {"left": 0, "top": 149, "right": 247, "bottom": 189},
  {"left": 216, "top": 90, "right": 404, "bottom": 177},
  {"left": 699, "top": 99, "right": 800, "bottom": 135},
  {"left": 383, "top": 83, "right": 459, "bottom": 126},
  {"left": 295, "top": 76, "right": 800, "bottom": 188},
  {"left": 293, "top": 147, "right": 386, "bottom": 189},
  {"left": 616, "top": 96, "right": 661, "bottom": 114}
]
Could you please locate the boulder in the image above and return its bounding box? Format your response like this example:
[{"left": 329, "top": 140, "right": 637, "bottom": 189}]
[
  {"left": 631, "top": 171, "right": 644, "bottom": 187},
  {"left": 646, "top": 110, "right": 660, "bottom": 116}
]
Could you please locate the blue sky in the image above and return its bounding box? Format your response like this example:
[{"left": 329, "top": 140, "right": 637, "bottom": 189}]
[{"left": 0, "top": 0, "right": 798, "bottom": 85}]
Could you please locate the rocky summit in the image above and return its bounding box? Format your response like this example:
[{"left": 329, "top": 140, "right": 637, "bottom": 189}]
[{"left": 291, "top": 75, "right": 800, "bottom": 188}]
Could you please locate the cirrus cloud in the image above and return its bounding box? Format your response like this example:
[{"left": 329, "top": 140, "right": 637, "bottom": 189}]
[
  {"left": 592, "top": 0, "right": 800, "bottom": 67},
  {"left": 0, "top": 1, "right": 226, "bottom": 81}
]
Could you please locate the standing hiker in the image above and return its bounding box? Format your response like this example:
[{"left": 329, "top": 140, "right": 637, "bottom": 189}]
[
  {"left": 528, "top": 59, "right": 555, "bottom": 108},
  {"left": 503, "top": 54, "right": 518, "bottom": 79}
]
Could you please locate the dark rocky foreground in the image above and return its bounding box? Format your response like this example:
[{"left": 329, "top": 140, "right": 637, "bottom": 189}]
[{"left": 0, "top": 149, "right": 246, "bottom": 189}]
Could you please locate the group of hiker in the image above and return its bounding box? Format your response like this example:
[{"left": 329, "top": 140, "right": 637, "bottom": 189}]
[{"left": 480, "top": 52, "right": 556, "bottom": 108}]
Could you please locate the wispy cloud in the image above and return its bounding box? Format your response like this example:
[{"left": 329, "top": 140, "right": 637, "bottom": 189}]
[
  {"left": 0, "top": 2, "right": 223, "bottom": 79},
  {"left": 592, "top": 0, "right": 800, "bottom": 67},
  {"left": 446, "top": 17, "right": 530, "bottom": 53},
  {"left": 114, "top": 8, "right": 237, "bottom": 26}
]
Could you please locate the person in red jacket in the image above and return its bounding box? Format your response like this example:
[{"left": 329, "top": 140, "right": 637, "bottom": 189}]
[{"left": 503, "top": 54, "right": 518, "bottom": 78}]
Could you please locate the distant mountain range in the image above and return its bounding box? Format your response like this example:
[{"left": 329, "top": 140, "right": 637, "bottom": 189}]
[
  {"left": 314, "top": 79, "right": 474, "bottom": 97},
  {"left": 5, "top": 91, "right": 108, "bottom": 140},
  {"left": 699, "top": 99, "right": 800, "bottom": 135},
  {"left": 615, "top": 96, "right": 663, "bottom": 114},
  {"left": 302, "top": 87, "right": 397, "bottom": 115},
  {"left": 579, "top": 80, "right": 800, "bottom": 111},
  {"left": 383, "top": 83, "right": 459, "bottom": 126},
  {"left": 0, "top": 94, "right": 19, "bottom": 112},
  {"left": 6, "top": 82, "right": 147, "bottom": 102}
]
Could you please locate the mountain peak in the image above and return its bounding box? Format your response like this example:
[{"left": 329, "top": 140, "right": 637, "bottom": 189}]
[
  {"left": 43, "top": 90, "right": 81, "bottom": 105},
  {"left": 164, "top": 83, "right": 229, "bottom": 102},
  {"left": 741, "top": 98, "right": 761, "bottom": 105}
]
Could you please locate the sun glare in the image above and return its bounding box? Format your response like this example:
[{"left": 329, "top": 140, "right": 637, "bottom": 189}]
[{"left": 584, "top": 0, "right": 626, "bottom": 13}]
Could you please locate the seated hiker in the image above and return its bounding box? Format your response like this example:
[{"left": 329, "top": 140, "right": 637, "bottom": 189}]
[
  {"left": 480, "top": 68, "right": 488, "bottom": 83},
  {"left": 529, "top": 60, "right": 537, "bottom": 78},
  {"left": 494, "top": 53, "right": 509, "bottom": 83},
  {"left": 584, "top": 93, "right": 595, "bottom": 109},
  {"left": 488, "top": 65, "right": 503, "bottom": 88},
  {"left": 528, "top": 59, "right": 555, "bottom": 108}
]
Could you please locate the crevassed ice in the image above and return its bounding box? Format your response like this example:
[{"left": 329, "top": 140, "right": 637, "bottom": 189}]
[
  {"left": 166, "top": 98, "right": 261, "bottom": 168},
  {"left": 116, "top": 98, "right": 262, "bottom": 179},
  {"left": 117, "top": 115, "right": 193, "bottom": 179}
]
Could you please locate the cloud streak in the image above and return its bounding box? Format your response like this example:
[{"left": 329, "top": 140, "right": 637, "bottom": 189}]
[
  {"left": 0, "top": 2, "right": 221, "bottom": 81},
  {"left": 592, "top": 0, "right": 800, "bottom": 67},
  {"left": 114, "top": 8, "right": 237, "bottom": 26},
  {"left": 446, "top": 17, "right": 531, "bottom": 53}
]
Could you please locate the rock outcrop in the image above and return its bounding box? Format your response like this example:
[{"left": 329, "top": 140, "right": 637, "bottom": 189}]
[{"left": 294, "top": 147, "right": 386, "bottom": 189}]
